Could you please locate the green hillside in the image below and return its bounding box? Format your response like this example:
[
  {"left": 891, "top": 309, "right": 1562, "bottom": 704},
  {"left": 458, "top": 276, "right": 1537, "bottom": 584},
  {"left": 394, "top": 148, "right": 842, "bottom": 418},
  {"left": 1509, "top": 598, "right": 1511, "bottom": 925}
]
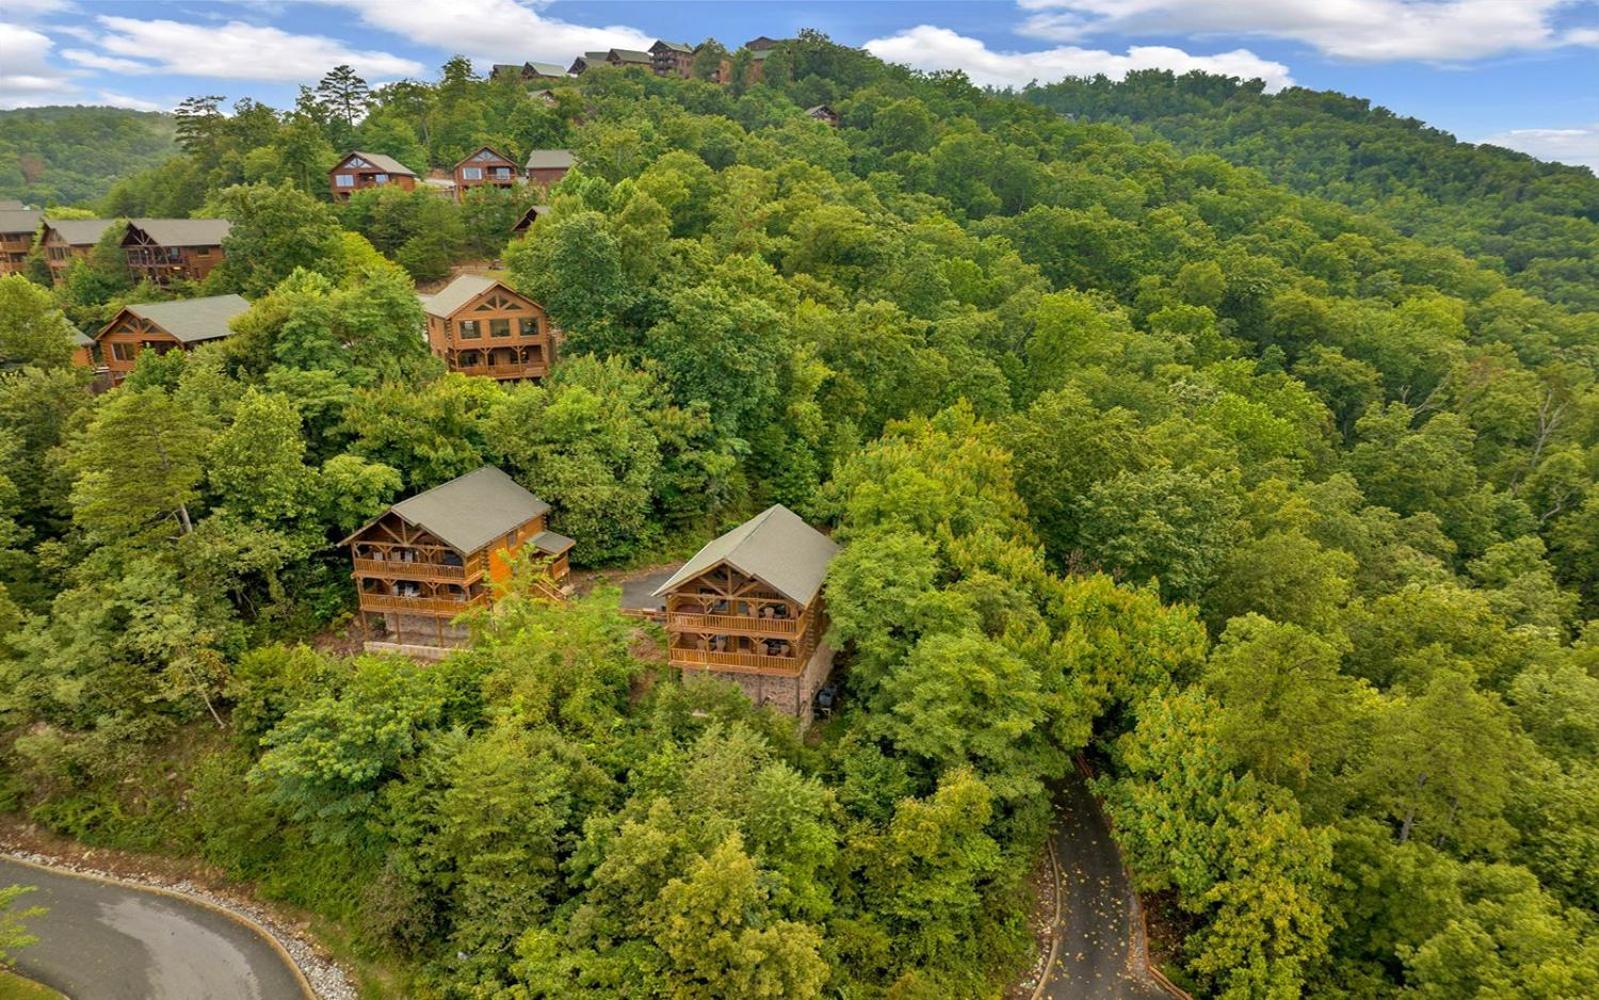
[
  {"left": 1024, "top": 70, "right": 1599, "bottom": 310},
  {"left": 0, "top": 106, "right": 178, "bottom": 207}
]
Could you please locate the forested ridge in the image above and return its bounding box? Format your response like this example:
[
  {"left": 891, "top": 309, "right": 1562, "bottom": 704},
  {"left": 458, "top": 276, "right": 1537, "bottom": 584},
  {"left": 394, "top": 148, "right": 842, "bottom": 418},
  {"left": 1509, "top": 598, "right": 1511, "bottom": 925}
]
[
  {"left": 2, "top": 33, "right": 1598, "bottom": 999},
  {"left": 1024, "top": 70, "right": 1599, "bottom": 312},
  {"left": 0, "top": 106, "right": 178, "bottom": 207}
]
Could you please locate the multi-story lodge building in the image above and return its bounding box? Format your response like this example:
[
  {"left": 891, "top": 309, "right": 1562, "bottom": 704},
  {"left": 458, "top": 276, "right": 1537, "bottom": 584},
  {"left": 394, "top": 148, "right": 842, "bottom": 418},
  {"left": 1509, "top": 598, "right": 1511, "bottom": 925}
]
[
  {"left": 650, "top": 40, "right": 694, "bottom": 77},
  {"left": 652, "top": 505, "right": 839, "bottom": 720},
  {"left": 606, "top": 48, "right": 653, "bottom": 70},
  {"left": 420, "top": 274, "right": 556, "bottom": 381},
  {"left": 39, "top": 218, "right": 115, "bottom": 282},
  {"left": 524, "top": 149, "right": 575, "bottom": 188},
  {"left": 92, "top": 294, "right": 250, "bottom": 384},
  {"left": 452, "top": 147, "right": 520, "bottom": 199},
  {"left": 121, "top": 218, "right": 231, "bottom": 285},
  {"left": 0, "top": 207, "right": 41, "bottom": 276},
  {"left": 329, "top": 151, "right": 419, "bottom": 201},
  {"left": 342, "top": 465, "right": 574, "bottom": 655}
]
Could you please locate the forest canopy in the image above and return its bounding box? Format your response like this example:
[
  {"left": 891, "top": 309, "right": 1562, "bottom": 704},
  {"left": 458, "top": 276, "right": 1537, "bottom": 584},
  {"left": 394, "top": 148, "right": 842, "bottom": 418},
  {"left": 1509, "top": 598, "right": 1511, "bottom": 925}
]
[{"left": 2, "top": 34, "right": 1598, "bottom": 1000}]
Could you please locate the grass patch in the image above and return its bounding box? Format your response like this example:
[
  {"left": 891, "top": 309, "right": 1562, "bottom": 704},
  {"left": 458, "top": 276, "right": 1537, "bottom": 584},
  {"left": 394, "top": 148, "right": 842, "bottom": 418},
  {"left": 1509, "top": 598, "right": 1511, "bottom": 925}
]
[{"left": 0, "top": 968, "right": 64, "bottom": 1000}]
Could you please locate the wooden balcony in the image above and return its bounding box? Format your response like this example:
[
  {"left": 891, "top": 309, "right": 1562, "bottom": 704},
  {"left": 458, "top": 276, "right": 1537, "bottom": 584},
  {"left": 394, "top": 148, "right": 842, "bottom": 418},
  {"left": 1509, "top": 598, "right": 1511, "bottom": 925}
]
[
  {"left": 451, "top": 359, "right": 549, "bottom": 379},
  {"left": 352, "top": 557, "right": 479, "bottom": 582},
  {"left": 357, "top": 593, "right": 487, "bottom": 616},
  {"left": 668, "top": 646, "right": 807, "bottom": 676},
  {"left": 664, "top": 611, "right": 806, "bottom": 637}
]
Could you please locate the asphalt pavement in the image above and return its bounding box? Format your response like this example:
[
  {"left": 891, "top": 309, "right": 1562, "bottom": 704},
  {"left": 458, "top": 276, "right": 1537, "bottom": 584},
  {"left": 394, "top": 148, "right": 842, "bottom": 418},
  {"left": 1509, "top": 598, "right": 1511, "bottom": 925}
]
[
  {"left": 0, "top": 858, "right": 309, "bottom": 1000},
  {"left": 1041, "top": 772, "right": 1168, "bottom": 999}
]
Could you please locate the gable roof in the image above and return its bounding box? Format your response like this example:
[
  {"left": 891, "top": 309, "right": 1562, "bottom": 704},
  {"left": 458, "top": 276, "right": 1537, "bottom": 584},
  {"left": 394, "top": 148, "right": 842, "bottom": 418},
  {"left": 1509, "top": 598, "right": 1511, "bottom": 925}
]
[
  {"left": 608, "top": 48, "right": 652, "bottom": 64},
  {"left": 43, "top": 218, "right": 116, "bottom": 247},
  {"left": 511, "top": 204, "right": 551, "bottom": 231},
  {"left": 0, "top": 208, "right": 41, "bottom": 235},
  {"left": 524, "top": 148, "right": 575, "bottom": 170},
  {"left": 651, "top": 40, "right": 693, "bottom": 54},
  {"left": 419, "top": 273, "right": 531, "bottom": 318},
  {"left": 125, "top": 218, "right": 232, "bottom": 247},
  {"left": 491, "top": 63, "right": 522, "bottom": 77},
  {"left": 370, "top": 466, "right": 551, "bottom": 555},
  {"left": 805, "top": 105, "right": 837, "bottom": 118},
  {"left": 106, "top": 294, "right": 251, "bottom": 344},
  {"left": 525, "top": 61, "right": 568, "bottom": 77},
  {"left": 0, "top": 199, "right": 23, "bottom": 211},
  {"left": 333, "top": 150, "right": 418, "bottom": 178},
  {"left": 454, "top": 146, "right": 516, "bottom": 170},
  {"left": 652, "top": 505, "right": 837, "bottom": 606}
]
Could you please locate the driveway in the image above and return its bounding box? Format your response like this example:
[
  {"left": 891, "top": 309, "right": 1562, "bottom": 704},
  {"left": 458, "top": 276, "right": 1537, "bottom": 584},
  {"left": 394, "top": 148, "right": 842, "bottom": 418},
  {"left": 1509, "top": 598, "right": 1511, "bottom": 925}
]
[
  {"left": 0, "top": 858, "right": 310, "bottom": 1000},
  {"left": 1040, "top": 772, "right": 1167, "bottom": 999}
]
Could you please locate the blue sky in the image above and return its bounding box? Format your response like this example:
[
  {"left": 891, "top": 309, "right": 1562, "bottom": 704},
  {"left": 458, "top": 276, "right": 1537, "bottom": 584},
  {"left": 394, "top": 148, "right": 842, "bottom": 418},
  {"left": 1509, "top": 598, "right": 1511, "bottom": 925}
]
[{"left": 4, "top": 1, "right": 1598, "bottom": 169}]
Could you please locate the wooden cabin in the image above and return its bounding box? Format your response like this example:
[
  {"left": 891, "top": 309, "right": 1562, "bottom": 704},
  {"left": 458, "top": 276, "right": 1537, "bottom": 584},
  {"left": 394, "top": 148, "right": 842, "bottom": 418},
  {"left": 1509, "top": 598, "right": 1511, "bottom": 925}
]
[
  {"left": 569, "top": 51, "right": 608, "bottom": 74},
  {"left": 343, "top": 466, "right": 573, "bottom": 656},
  {"left": 524, "top": 149, "right": 575, "bottom": 188},
  {"left": 39, "top": 218, "right": 115, "bottom": 283},
  {"left": 510, "top": 204, "right": 551, "bottom": 234},
  {"left": 653, "top": 505, "right": 838, "bottom": 721},
  {"left": 493, "top": 61, "right": 567, "bottom": 82},
  {"left": 805, "top": 105, "right": 840, "bottom": 127},
  {"left": 70, "top": 330, "right": 97, "bottom": 370},
  {"left": 420, "top": 274, "right": 556, "bottom": 381},
  {"left": 606, "top": 48, "right": 653, "bottom": 70},
  {"left": 650, "top": 40, "right": 694, "bottom": 77},
  {"left": 0, "top": 208, "right": 41, "bottom": 276},
  {"left": 93, "top": 294, "right": 250, "bottom": 384},
  {"left": 744, "top": 36, "right": 783, "bottom": 51},
  {"left": 329, "top": 151, "right": 418, "bottom": 201},
  {"left": 121, "top": 218, "right": 231, "bottom": 285},
  {"left": 452, "top": 147, "right": 519, "bottom": 200}
]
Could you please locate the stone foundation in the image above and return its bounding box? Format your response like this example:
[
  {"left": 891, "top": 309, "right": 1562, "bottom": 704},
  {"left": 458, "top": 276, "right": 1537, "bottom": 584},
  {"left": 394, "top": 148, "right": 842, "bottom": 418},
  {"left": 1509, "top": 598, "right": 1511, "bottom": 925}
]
[{"left": 684, "top": 642, "right": 835, "bottom": 723}]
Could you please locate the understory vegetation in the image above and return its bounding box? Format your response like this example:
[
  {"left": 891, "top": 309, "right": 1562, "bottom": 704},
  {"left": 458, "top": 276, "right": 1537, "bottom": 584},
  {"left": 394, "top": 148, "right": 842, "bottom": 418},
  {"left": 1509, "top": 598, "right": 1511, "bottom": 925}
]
[{"left": 2, "top": 32, "right": 1598, "bottom": 999}]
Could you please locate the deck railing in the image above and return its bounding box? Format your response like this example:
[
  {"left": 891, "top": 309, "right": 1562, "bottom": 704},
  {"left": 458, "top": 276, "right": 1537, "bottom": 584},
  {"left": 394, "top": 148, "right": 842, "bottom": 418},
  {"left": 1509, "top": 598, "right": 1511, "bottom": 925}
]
[
  {"left": 358, "top": 593, "right": 487, "bottom": 615},
  {"left": 664, "top": 611, "right": 806, "bottom": 636},
  {"left": 352, "top": 557, "right": 476, "bottom": 581},
  {"left": 451, "top": 359, "right": 548, "bottom": 379},
  {"left": 667, "top": 646, "right": 808, "bottom": 676}
]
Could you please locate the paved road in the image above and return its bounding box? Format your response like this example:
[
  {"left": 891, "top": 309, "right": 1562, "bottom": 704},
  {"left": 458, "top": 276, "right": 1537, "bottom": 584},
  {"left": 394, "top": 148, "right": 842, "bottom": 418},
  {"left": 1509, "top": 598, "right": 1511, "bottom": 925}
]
[
  {"left": 1041, "top": 772, "right": 1167, "bottom": 999},
  {"left": 0, "top": 858, "right": 308, "bottom": 1000}
]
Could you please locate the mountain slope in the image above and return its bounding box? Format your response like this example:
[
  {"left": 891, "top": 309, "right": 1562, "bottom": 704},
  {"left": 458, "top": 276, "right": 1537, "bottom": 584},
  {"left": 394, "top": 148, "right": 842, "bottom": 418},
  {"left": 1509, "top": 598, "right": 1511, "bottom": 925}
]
[{"left": 0, "top": 106, "right": 178, "bottom": 207}]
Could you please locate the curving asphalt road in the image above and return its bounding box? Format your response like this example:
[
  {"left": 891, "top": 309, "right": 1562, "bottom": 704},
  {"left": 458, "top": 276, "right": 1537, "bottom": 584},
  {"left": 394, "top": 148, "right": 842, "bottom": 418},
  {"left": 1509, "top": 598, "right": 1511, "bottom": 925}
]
[
  {"left": 1040, "top": 772, "right": 1167, "bottom": 1000},
  {"left": 0, "top": 858, "right": 309, "bottom": 1000}
]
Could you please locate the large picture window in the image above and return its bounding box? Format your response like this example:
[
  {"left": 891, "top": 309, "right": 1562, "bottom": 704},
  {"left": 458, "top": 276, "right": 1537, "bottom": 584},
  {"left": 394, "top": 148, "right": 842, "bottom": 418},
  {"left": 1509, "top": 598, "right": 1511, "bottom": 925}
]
[
  {"left": 458, "top": 320, "right": 482, "bottom": 339},
  {"left": 490, "top": 319, "right": 511, "bottom": 338},
  {"left": 462, "top": 167, "right": 483, "bottom": 180},
  {"left": 519, "top": 317, "right": 539, "bottom": 337},
  {"left": 335, "top": 174, "right": 354, "bottom": 188}
]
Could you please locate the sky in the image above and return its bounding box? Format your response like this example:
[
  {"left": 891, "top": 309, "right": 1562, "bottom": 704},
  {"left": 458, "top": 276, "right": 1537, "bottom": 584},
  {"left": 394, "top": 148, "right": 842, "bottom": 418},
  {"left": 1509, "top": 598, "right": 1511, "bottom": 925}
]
[{"left": 3, "top": 0, "right": 1598, "bottom": 171}]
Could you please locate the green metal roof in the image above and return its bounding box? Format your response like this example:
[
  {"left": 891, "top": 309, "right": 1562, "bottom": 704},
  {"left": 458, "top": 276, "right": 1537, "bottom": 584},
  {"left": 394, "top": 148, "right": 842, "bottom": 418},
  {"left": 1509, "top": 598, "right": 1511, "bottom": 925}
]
[{"left": 652, "top": 505, "right": 838, "bottom": 605}]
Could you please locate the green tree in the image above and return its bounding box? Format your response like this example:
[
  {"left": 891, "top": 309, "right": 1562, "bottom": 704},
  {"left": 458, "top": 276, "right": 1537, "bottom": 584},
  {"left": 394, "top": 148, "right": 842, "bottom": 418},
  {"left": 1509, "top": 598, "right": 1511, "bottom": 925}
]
[{"left": 0, "top": 275, "right": 77, "bottom": 369}]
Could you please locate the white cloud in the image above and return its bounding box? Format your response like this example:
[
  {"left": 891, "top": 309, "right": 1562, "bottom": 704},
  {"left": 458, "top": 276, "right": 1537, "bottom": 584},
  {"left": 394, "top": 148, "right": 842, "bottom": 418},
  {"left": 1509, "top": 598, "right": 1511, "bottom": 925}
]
[
  {"left": 315, "top": 0, "right": 654, "bottom": 69},
  {"left": 0, "top": 23, "right": 82, "bottom": 108},
  {"left": 97, "top": 90, "right": 168, "bottom": 112},
  {"left": 1016, "top": 0, "right": 1592, "bottom": 62},
  {"left": 63, "top": 15, "right": 424, "bottom": 82},
  {"left": 1481, "top": 123, "right": 1599, "bottom": 172},
  {"left": 864, "top": 24, "right": 1294, "bottom": 91}
]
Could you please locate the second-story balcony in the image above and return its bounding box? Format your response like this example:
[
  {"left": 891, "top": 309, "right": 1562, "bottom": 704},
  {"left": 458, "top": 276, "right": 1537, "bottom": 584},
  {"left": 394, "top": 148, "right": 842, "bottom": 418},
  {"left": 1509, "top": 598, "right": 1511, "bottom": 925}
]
[
  {"left": 352, "top": 556, "right": 480, "bottom": 582},
  {"left": 357, "top": 592, "right": 489, "bottom": 616},
  {"left": 664, "top": 610, "right": 807, "bottom": 637},
  {"left": 668, "top": 646, "right": 807, "bottom": 676}
]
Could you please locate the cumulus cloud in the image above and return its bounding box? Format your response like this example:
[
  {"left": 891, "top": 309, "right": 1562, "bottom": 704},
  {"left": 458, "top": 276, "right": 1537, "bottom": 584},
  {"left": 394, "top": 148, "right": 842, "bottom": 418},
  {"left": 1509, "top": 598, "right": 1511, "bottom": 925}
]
[
  {"left": 61, "top": 15, "right": 424, "bottom": 81},
  {"left": 1481, "top": 123, "right": 1599, "bottom": 172},
  {"left": 1016, "top": 0, "right": 1591, "bottom": 62},
  {"left": 864, "top": 24, "right": 1294, "bottom": 91},
  {"left": 0, "top": 22, "right": 81, "bottom": 108},
  {"left": 97, "top": 91, "right": 168, "bottom": 113},
  {"left": 317, "top": 0, "right": 655, "bottom": 68}
]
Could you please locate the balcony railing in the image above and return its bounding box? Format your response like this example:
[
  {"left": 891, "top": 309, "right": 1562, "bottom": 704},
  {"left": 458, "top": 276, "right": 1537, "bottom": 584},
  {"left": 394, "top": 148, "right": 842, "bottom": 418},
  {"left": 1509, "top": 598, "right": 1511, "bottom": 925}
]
[
  {"left": 668, "top": 646, "right": 808, "bottom": 676},
  {"left": 352, "top": 557, "right": 477, "bottom": 581},
  {"left": 451, "top": 360, "right": 549, "bottom": 379},
  {"left": 664, "top": 611, "right": 805, "bottom": 636},
  {"left": 358, "top": 593, "right": 487, "bottom": 615}
]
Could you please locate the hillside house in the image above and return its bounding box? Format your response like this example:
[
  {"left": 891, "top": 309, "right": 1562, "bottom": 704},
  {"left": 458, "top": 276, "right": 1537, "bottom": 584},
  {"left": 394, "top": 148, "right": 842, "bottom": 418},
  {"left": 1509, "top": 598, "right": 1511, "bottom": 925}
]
[
  {"left": 70, "top": 329, "right": 96, "bottom": 369},
  {"left": 329, "top": 151, "right": 418, "bottom": 201},
  {"left": 653, "top": 505, "right": 839, "bottom": 721},
  {"left": 606, "top": 48, "right": 653, "bottom": 70},
  {"left": 651, "top": 40, "right": 694, "bottom": 77},
  {"left": 0, "top": 207, "right": 41, "bottom": 276},
  {"left": 92, "top": 294, "right": 250, "bottom": 384},
  {"left": 453, "top": 146, "right": 520, "bottom": 199},
  {"left": 511, "top": 204, "right": 551, "bottom": 234},
  {"left": 121, "top": 218, "right": 231, "bottom": 285},
  {"left": 420, "top": 274, "right": 556, "bottom": 381},
  {"left": 569, "top": 51, "right": 608, "bottom": 74},
  {"left": 343, "top": 466, "right": 573, "bottom": 656},
  {"left": 805, "top": 105, "right": 840, "bottom": 126},
  {"left": 743, "top": 36, "right": 783, "bottom": 51},
  {"left": 524, "top": 149, "right": 575, "bottom": 188},
  {"left": 39, "top": 218, "right": 115, "bottom": 283},
  {"left": 493, "top": 61, "right": 568, "bottom": 81}
]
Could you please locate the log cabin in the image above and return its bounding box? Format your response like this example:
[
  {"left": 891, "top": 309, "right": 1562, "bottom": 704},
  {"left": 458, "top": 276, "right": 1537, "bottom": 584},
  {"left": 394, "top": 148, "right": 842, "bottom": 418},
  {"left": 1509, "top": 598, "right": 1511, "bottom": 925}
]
[
  {"left": 510, "top": 204, "right": 551, "bottom": 234},
  {"left": 805, "top": 105, "right": 840, "bottom": 127},
  {"left": 39, "top": 218, "right": 115, "bottom": 283},
  {"left": 70, "top": 329, "right": 97, "bottom": 370},
  {"left": 524, "top": 149, "right": 575, "bottom": 188},
  {"left": 650, "top": 40, "right": 694, "bottom": 77},
  {"left": 343, "top": 465, "right": 574, "bottom": 656},
  {"left": 452, "top": 146, "right": 520, "bottom": 199},
  {"left": 420, "top": 274, "right": 556, "bottom": 381},
  {"left": 493, "top": 61, "right": 567, "bottom": 82},
  {"left": 569, "top": 51, "right": 608, "bottom": 74},
  {"left": 329, "top": 151, "right": 419, "bottom": 201},
  {"left": 0, "top": 208, "right": 41, "bottom": 276},
  {"left": 93, "top": 294, "right": 250, "bottom": 385},
  {"left": 606, "top": 48, "right": 653, "bottom": 70},
  {"left": 652, "top": 505, "right": 839, "bottom": 721},
  {"left": 743, "top": 36, "right": 783, "bottom": 51},
  {"left": 121, "top": 218, "right": 231, "bottom": 285}
]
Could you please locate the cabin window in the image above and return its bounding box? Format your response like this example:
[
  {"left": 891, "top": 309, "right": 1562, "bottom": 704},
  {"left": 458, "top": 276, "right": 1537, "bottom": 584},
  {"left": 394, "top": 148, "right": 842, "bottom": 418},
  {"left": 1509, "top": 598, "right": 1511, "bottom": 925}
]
[
  {"left": 493, "top": 167, "right": 511, "bottom": 179},
  {"left": 458, "top": 319, "right": 481, "bottom": 339},
  {"left": 462, "top": 167, "right": 483, "bottom": 180},
  {"left": 111, "top": 342, "right": 135, "bottom": 362},
  {"left": 374, "top": 173, "right": 389, "bottom": 183},
  {"left": 490, "top": 318, "right": 511, "bottom": 338},
  {"left": 335, "top": 174, "right": 354, "bottom": 188},
  {"left": 519, "top": 317, "right": 539, "bottom": 337}
]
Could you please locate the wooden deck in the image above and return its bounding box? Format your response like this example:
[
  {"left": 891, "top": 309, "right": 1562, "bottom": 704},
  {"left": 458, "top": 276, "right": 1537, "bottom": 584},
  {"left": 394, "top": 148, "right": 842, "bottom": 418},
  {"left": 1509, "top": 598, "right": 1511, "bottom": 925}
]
[
  {"left": 356, "top": 593, "right": 487, "bottom": 615},
  {"left": 663, "top": 610, "right": 807, "bottom": 636},
  {"left": 352, "top": 557, "right": 479, "bottom": 582},
  {"left": 668, "top": 647, "right": 806, "bottom": 676}
]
